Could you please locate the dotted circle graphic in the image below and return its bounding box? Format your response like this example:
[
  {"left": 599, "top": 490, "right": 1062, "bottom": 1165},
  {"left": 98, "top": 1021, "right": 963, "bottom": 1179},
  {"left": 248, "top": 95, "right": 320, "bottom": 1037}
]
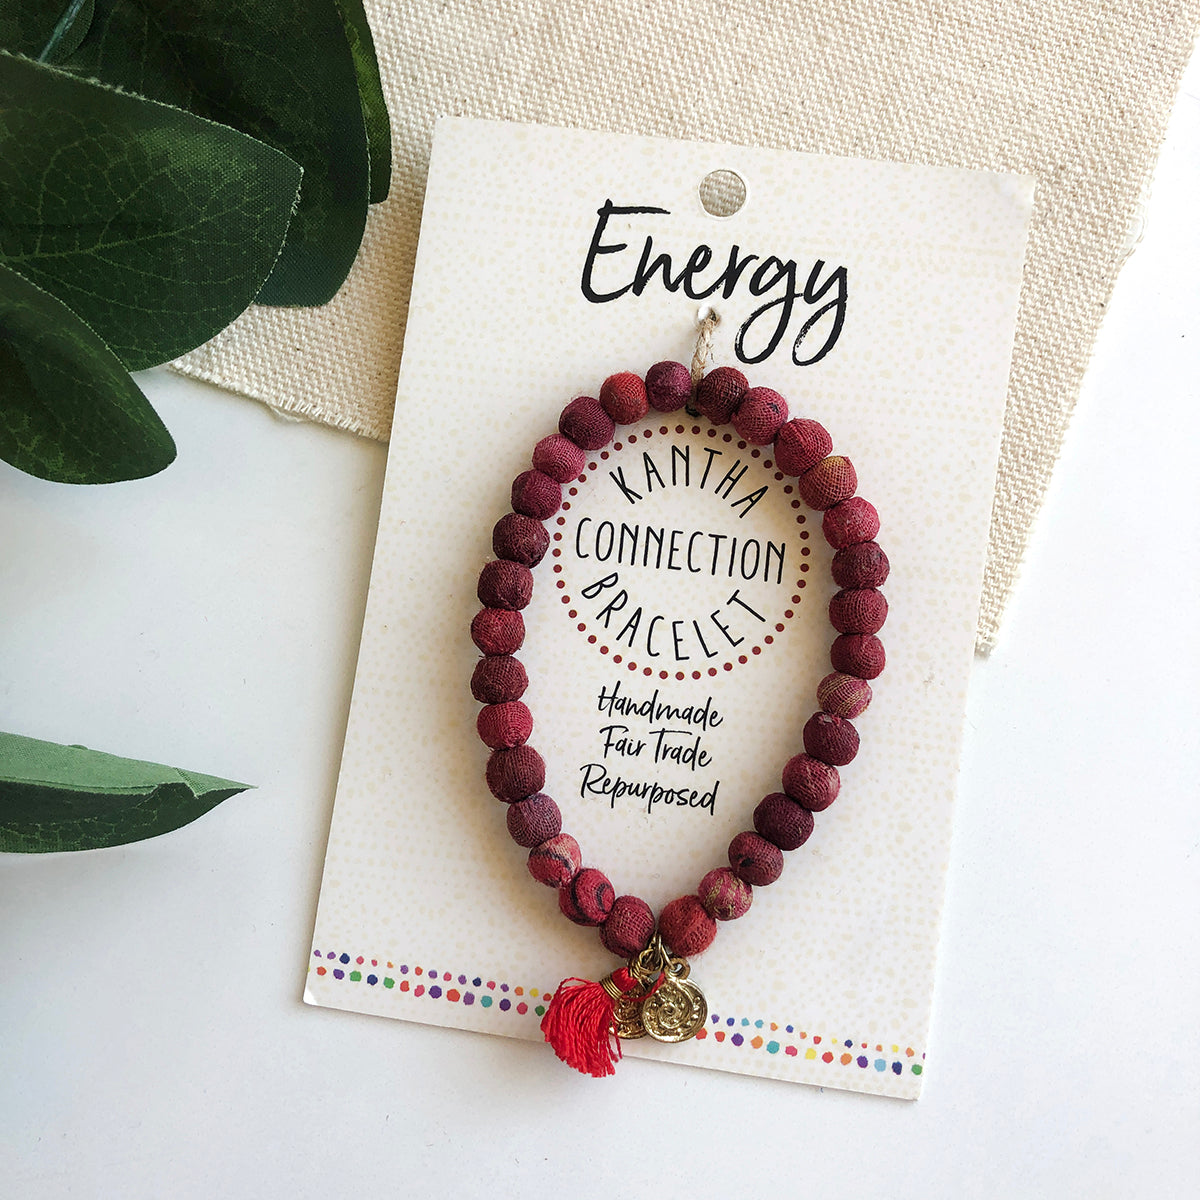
[{"left": 553, "top": 421, "right": 807, "bottom": 677}]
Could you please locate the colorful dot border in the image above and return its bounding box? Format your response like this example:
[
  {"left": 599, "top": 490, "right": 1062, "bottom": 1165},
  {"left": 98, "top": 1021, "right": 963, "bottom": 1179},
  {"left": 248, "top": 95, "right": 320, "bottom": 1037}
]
[
  {"left": 311, "top": 949, "right": 550, "bottom": 1016},
  {"left": 310, "top": 949, "right": 925, "bottom": 1078},
  {"left": 696, "top": 1011, "right": 924, "bottom": 1076}
]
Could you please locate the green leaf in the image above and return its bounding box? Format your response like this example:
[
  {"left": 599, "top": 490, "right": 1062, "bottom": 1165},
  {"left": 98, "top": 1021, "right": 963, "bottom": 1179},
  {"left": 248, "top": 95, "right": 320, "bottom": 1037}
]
[
  {"left": 335, "top": 0, "right": 391, "bottom": 204},
  {"left": 0, "top": 732, "right": 251, "bottom": 853},
  {"left": 0, "top": 53, "right": 302, "bottom": 370},
  {"left": 0, "top": 261, "right": 175, "bottom": 483},
  {"left": 40, "top": 0, "right": 96, "bottom": 61},
  {"left": 0, "top": 0, "right": 94, "bottom": 61},
  {"left": 61, "top": 0, "right": 371, "bottom": 306}
]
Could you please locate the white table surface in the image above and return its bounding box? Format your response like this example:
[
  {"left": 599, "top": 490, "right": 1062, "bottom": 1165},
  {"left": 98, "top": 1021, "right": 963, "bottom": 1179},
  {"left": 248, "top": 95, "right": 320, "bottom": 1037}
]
[{"left": 4, "top": 57, "right": 1199, "bottom": 1199}]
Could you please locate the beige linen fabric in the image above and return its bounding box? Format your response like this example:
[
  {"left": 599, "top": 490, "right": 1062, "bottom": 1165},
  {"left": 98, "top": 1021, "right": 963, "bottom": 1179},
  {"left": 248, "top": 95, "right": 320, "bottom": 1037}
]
[{"left": 172, "top": 1, "right": 1200, "bottom": 649}]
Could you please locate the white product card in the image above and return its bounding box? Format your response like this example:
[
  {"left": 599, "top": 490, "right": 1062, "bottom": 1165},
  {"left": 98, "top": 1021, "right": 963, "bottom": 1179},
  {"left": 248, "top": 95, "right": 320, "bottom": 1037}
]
[{"left": 306, "top": 118, "right": 1033, "bottom": 1098}]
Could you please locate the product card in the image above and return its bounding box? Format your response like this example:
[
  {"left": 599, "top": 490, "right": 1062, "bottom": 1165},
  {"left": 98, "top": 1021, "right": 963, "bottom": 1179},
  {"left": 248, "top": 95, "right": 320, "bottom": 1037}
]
[{"left": 306, "top": 118, "right": 1033, "bottom": 1098}]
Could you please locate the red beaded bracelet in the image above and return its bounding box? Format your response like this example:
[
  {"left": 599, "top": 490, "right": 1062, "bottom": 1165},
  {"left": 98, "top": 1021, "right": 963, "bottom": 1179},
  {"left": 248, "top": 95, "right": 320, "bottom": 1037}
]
[{"left": 471, "top": 345, "right": 888, "bottom": 1077}]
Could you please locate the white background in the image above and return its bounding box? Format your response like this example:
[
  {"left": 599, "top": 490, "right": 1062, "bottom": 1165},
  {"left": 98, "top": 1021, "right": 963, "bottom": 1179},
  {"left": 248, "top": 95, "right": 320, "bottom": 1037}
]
[{"left": 3, "top": 56, "right": 1198, "bottom": 1200}]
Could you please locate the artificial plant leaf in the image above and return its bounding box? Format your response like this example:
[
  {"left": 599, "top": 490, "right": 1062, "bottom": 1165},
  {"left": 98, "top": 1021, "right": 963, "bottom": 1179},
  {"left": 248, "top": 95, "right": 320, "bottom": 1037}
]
[
  {"left": 0, "top": 53, "right": 302, "bottom": 370},
  {"left": 62, "top": 0, "right": 371, "bottom": 306},
  {"left": 0, "top": 0, "right": 94, "bottom": 61},
  {"left": 0, "top": 261, "right": 175, "bottom": 483},
  {"left": 0, "top": 732, "right": 250, "bottom": 853},
  {"left": 335, "top": 0, "right": 391, "bottom": 203}
]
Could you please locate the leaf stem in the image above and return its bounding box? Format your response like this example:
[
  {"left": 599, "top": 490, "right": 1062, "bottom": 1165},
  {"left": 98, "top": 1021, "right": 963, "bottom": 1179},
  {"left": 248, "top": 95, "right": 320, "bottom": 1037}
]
[{"left": 38, "top": 0, "right": 89, "bottom": 63}]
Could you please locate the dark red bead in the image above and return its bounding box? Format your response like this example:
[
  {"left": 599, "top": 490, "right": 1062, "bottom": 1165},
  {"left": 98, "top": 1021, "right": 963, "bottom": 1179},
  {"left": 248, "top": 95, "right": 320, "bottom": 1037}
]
[
  {"left": 774, "top": 418, "right": 832, "bottom": 475},
  {"left": 492, "top": 513, "right": 549, "bottom": 567},
  {"left": 470, "top": 608, "right": 525, "bottom": 655},
  {"left": 511, "top": 469, "right": 562, "bottom": 520},
  {"left": 600, "top": 894, "right": 655, "bottom": 957},
  {"left": 798, "top": 455, "right": 857, "bottom": 509},
  {"left": 558, "top": 395, "right": 614, "bottom": 450},
  {"left": 645, "top": 361, "right": 691, "bottom": 413},
  {"left": 831, "top": 541, "right": 890, "bottom": 589},
  {"left": 476, "top": 701, "right": 533, "bottom": 749},
  {"left": 823, "top": 497, "right": 880, "bottom": 549},
  {"left": 732, "top": 387, "right": 788, "bottom": 444},
  {"left": 506, "top": 793, "right": 561, "bottom": 847},
  {"left": 532, "top": 434, "right": 586, "bottom": 483},
  {"left": 728, "top": 830, "right": 784, "bottom": 886},
  {"left": 485, "top": 745, "right": 545, "bottom": 802},
  {"left": 803, "top": 712, "right": 860, "bottom": 766},
  {"left": 470, "top": 655, "right": 528, "bottom": 704},
  {"left": 753, "top": 792, "right": 815, "bottom": 851},
  {"left": 694, "top": 366, "right": 747, "bottom": 425},
  {"left": 781, "top": 753, "right": 841, "bottom": 811},
  {"left": 831, "top": 633, "right": 886, "bottom": 679},
  {"left": 477, "top": 559, "right": 533, "bottom": 610},
  {"left": 829, "top": 588, "right": 888, "bottom": 635}
]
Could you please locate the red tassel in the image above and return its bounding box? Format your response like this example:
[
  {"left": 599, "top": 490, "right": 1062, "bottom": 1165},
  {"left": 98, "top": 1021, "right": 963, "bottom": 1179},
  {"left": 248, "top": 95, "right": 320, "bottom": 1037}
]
[{"left": 540, "top": 967, "right": 640, "bottom": 1077}]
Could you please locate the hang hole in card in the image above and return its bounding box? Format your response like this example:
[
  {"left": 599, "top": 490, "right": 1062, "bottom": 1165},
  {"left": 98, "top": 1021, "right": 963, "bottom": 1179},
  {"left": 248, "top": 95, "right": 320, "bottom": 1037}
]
[{"left": 698, "top": 169, "right": 747, "bottom": 218}]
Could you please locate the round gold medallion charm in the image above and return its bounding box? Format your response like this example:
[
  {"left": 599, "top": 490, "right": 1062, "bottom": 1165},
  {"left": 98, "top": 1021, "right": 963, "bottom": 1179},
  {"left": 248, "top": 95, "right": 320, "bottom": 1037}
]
[
  {"left": 613, "top": 993, "right": 647, "bottom": 1040},
  {"left": 640, "top": 973, "right": 708, "bottom": 1043}
]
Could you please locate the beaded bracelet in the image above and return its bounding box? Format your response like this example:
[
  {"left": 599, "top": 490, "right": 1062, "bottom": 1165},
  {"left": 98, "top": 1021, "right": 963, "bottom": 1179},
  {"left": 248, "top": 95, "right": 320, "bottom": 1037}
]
[{"left": 470, "top": 332, "right": 888, "bottom": 1077}]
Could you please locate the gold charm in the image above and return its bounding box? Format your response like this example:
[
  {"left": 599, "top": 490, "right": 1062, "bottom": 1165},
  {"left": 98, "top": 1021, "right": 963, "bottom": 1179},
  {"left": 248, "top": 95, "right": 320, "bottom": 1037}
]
[
  {"left": 602, "top": 972, "right": 646, "bottom": 1039},
  {"left": 614, "top": 935, "right": 707, "bottom": 1044},
  {"left": 640, "top": 958, "right": 708, "bottom": 1043},
  {"left": 612, "top": 993, "right": 647, "bottom": 1039}
]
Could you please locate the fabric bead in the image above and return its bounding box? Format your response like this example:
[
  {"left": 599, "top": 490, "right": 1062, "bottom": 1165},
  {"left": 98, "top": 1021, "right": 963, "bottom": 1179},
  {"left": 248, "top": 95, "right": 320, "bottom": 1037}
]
[
  {"left": 558, "top": 866, "right": 616, "bottom": 925},
  {"left": 658, "top": 894, "right": 716, "bottom": 957},
  {"left": 731, "top": 386, "right": 789, "bottom": 445},
  {"left": 773, "top": 417, "right": 832, "bottom": 476},
  {"left": 781, "top": 753, "right": 841, "bottom": 811},
  {"left": 645, "top": 360, "right": 691, "bottom": 413},
  {"left": 471, "top": 607, "right": 525, "bottom": 655},
  {"left": 831, "top": 541, "right": 890, "bottom": 589},
  {"left": 532, "top": 434, "right": 586, "bottom": 483},
  {"left": 558, "top": 395, "right": 614, "bottom": 450},
  {"left": 492, "top": 512, "right": 549, "bottom": 567},
  {"left": 698, "top": 867, "right": 753, "bottom": 921},
  {"left": 817, "top": 671, "right": 872, "bottom": 719},
  {"left": 829, "top": 587, "right": 888, "bottom": 635},
  {"left": 694, "top": 365, "right": 747, "bottom": 425},
  {"left": 600, "top": 894, "right": 655, "bottom": 957},
  {"left": 470, "top": 654, "right": 528, "bottom": 704},
  {"left": 511, "top": 469, "right": 562, "bottom": 520},
  {"left": 476, "top": 701, "right": 533, "bottom": 749},
  {"left": 823, "top": 497, "right": 880, "bottom": 549},
  {"left": 803, "top": 712, "right": 860, "bottom": 766},
  {"left": 477, "top": 559, "right": 533, "bottom": 610},
  {"left": 528, "top": 834, "right": 581, "bottom": 886},
  {"left": 599, "top": 372, "right": 649, "bottom": 424},
  {"left": 485, "top": 744, "right": 545, "bottom": 802},
  {"left": 728, "top": 830, "right": 784, "bottom": 886},
  {"left": 831, "top": 633, "right": 886, "bottom": 679},
  {"left": 506, "top": 793, "right": 561, "bottom": 847},
  {"left": 798, "top": 455, "right": 857, "bottom": 509},
  {"left": 753, "top": 791, "right": 815, "bottom": 851}
]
